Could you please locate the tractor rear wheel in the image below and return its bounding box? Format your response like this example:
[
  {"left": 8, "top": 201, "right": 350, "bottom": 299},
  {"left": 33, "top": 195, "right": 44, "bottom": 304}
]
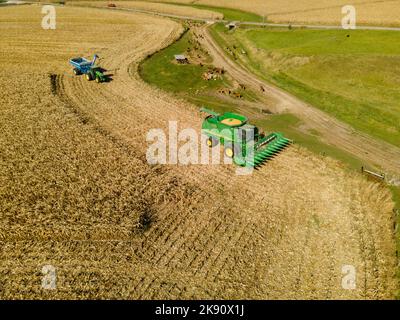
[
  {"left": 86, "top": 73, "right": 92, "bottom": 81},
  {"left": 206, "top": 136, "right": 218, "bottom": 148},
  {"left": 95, "top": 76, "right": 100, "bottom": 83}
]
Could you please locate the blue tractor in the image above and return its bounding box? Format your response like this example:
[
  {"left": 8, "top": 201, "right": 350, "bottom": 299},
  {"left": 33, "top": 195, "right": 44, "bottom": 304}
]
[{"left": 69, "top": 54, "right": 106, "bottom": 83}]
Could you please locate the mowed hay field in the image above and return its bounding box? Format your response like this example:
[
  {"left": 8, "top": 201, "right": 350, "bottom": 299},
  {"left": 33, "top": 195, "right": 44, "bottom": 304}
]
[
  {"left": 0, "top": 5, "right": 398, "bottom": 299},
  {"left": 67, "top": 1, "right": 223, "bottom": 19},
  {"left": 151, "top": 0, "right": 400, "bottom": 26}
]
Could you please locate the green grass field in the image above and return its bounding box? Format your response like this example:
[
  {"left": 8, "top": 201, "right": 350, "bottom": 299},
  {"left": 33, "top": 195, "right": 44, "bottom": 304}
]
[
  {"left": 211, "top": 24, "right": 400, "bottom": 148},
  {"left": 392, "top": 186, "right": 400, "bottom": 218},
  {"left": 139, "top": 28, "right": 259, "bottom": 112},
  {"left": 140, "top": 30, "right": 229, "bottom": 95}
]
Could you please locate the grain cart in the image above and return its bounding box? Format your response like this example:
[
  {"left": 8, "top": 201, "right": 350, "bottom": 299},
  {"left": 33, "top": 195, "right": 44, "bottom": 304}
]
[
  {"left": 69, "top": 54, "right": 106, "bottom": 83},
  {"left": 201, "top": 108, "right": 291, "bottom": 167}
]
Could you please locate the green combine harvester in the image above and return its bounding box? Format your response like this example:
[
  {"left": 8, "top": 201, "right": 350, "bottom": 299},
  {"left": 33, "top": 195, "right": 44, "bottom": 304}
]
[{"left": 201, "top": 108, "right": 292, "bottom": 167}]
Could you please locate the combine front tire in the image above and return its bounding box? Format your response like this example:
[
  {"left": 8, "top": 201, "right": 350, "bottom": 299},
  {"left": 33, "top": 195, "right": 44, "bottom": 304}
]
[
  {"left": 73, "top": 68, "right": 80, "bottom": 75},
  {"left": 206, "top": 137, "right": 218, "bottom": 148},
  {"left": 224, "top": 143, "right": 241, "bottom": 159},
  {"left": 86, "top": 73, "right": 92, "bottom": 81}
]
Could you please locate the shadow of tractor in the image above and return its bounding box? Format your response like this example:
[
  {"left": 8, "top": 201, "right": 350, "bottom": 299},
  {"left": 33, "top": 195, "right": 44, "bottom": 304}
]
[{"left": 97, "top": 67, "right": 114, "bottom": 83}]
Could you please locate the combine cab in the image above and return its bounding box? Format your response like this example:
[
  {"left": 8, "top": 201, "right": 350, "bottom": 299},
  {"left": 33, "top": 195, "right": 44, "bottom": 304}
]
[{"left": 201, "top": 108, "right": 292, "bottom": 167}]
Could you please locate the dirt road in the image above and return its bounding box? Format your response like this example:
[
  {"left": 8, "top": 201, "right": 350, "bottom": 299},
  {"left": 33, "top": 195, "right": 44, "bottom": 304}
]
[{"left": 195, "top": 23, "right": 400, "bottom": 179}]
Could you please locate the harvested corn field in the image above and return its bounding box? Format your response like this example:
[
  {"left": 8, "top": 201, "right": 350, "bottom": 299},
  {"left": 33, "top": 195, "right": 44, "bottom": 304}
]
[{"left": 0, "top": 5, "right": 398, "bottom": 299}]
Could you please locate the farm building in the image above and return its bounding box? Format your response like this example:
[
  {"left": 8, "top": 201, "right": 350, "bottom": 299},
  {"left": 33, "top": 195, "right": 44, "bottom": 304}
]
[{"left": 174, "top": 54, "right": 189, "bottom": 64}]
